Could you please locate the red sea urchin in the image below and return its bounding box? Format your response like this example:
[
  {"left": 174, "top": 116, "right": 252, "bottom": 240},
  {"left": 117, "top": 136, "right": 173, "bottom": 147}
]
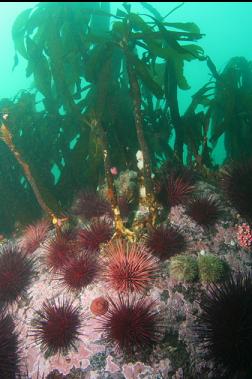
[
  {"left": 19, "top": 219, "right": 50, "bottom": 254},
  {"left": 144, "top": 225, "right": 187, "bottom": 261},
  {"left": 44, "top": 231, "right": 78, "bottom": 272},
  {"left": 58, "top": 252, "right": 100, "bottom": 292},
  {"left": 154, "top": 164, "right": 196, "bottom": 208},
  {"left": 0, "top": 311, "right": 19, "bottom": 378},
  {"left": 71, "top": 190, "right": 112, "bottom": 220},
  {"left": 98, "top": 295, "right": 162, "bottom": 355},
  {"left": 31, "top": 298, "right": 82, "bottom": 356},
  {"left": 77, "top": 219, "right": 113, "bottom": 252},
  {"left": 0, "top": 243, "right": 35, "bottom": 305},
  {"left": 156, "top": 174, "right": 195, "bottom": 208},
  {"left": 186, "top": 196, "right": 222, "bottom": 227},
  {"left": 104, "top": 239, "right": 158, "bottom": 293}
]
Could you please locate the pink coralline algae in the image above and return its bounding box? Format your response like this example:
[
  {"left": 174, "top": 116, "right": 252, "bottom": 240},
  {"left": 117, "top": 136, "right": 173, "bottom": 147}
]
[{"left": 237, "top": 223, "right": 252, "bottom": 249}]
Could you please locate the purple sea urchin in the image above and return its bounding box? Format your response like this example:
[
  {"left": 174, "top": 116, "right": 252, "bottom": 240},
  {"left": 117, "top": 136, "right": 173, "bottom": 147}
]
[
  {"left": 195, "top": 274, "right": 252, "bottom": 378},
  {"left": 144, "top": 225, "right": 187, "bottom": 261},
  {"left": 186, "top": 196, "right": 222, "bottom": 227},
  {"left": 221, "top": 161, "right": 252, "bottom": 220},
  {"left": 0, "top": 311, "right": 19, "bottom": 378},
  {"left": 0, "top": 243, "right": 35, "bottom": 305},
  {"left": 98, "top": 295, "right": 162, "bottom": 355},
  {"left": 32, "top": 298, "right": 82, "bottom": 356}
]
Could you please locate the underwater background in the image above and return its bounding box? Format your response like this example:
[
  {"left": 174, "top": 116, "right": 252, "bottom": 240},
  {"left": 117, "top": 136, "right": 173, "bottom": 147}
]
[{"left": 0, "top": 2, "right": 252, "bottom": 379}]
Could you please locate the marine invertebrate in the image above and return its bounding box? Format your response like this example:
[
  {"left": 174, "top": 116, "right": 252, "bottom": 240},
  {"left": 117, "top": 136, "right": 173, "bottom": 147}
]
[
  {"left": 0, "top": 243, "right": 35, "bottom": 304},
  {"left": 237, "top": 223, "right": 252, "bottom": 249},
  {"left": 58, "top": 252, "right": 99, "bottom": 292},
  {"left": 197, "top": 254, "right": 230, "bottom": 283},
  {"left": 186, "top": 196, "right": 222, "bottom": 227},
  {"left": 31, "top": 298, "right": 82, "bottom": 356},
  {"left": 44, "top": 231, "right": 78, "bottom": 271},
  {"left": 144, "top": 225, "right": 187, "bottom": 261},
  {"left": 156, "top": 174, "right": 195, "bottom": 208},
  {"left": 221, "top": 161, "right": 252, "bottom": 220},
  {"left": 77, "top": 219, "right": 113, "bottom": 252},
  {"left": 104, "top": 239, "right": 158, "bottom": 293},
  {"left": 90, "top": 297, "right": 109, "bottom": 316},
  {"left": 0, "top": 311, "right": 19, "bottom": 378},
  {"left": 195, "top": 274, "right": 252, "bottom": 378},
  {"left": 98, "top": 295, "right": 162, "bottom": 355},
  {"left": 71, "top": 190, "right": 112, "bottom": 220},
  {"left": 19, "top": 219, "right": 50, "bottom": 254},
  {"left": 169, "top": 255, "right": 198, "bottom": 282},
  {"left": 154, "top": 164, "right": 196, "bottom": 208}
]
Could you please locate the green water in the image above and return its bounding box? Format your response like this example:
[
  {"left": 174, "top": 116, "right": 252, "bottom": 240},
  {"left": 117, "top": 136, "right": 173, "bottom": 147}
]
[{"left": 0, "top": 2, "right": 251, "bottom": 233}]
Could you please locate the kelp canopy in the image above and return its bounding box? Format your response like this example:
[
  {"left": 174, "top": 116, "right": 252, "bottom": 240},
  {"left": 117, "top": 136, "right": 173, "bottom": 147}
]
[{"left": 0, "top": 2, "right": 252, "bottom": 234}]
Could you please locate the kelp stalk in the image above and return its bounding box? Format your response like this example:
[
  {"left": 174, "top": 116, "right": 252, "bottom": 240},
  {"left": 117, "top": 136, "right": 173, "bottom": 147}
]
[
  {"left": 126, "top": 56, "right": 157, "bottom": 224},
  {"left": 90, "top": 54, "right": 134, "bottom": 240},
  {"left": 164, "top": 61, "right": 183, "bottom": 161},
  {"left": 0, "top": 122, "right": 59, "bottom": 225}
]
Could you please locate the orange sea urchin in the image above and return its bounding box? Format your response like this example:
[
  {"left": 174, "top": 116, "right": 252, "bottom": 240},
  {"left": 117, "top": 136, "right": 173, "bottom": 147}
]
[{"left": 90, "top": 297, "right": 109, "bottom": 316}]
